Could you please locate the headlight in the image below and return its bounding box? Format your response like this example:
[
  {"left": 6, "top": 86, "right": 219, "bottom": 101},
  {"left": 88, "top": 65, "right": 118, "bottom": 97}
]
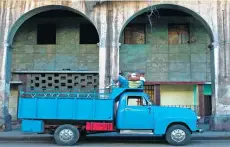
[{"left": 197, "top": 116, "right": 201, "bottom": 119}]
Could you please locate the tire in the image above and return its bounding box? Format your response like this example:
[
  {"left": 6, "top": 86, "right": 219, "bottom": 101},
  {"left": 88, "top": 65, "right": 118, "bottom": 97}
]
[
  {"left": 165, "top": 124, "right": 191, "bottom": 146},
  {"left": 54, "top": 124, "right": 80, "bottom": 146}
]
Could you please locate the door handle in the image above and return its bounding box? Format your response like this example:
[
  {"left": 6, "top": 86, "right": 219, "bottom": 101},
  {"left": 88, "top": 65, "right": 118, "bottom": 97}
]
[
  {"left": 125, "top": 108, "right": 132, "bottom": 111},
  {"left": 148, "top": 107, "right": 151, "bottom": 114}
]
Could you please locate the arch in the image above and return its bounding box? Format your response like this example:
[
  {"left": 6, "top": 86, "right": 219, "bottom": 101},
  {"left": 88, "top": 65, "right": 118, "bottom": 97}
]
[
  {"left": 118, "top": 4, "right": 214, "bottom": 42},
  {"left": 7, "top": 5, "right": 100, "bottom": 45}
]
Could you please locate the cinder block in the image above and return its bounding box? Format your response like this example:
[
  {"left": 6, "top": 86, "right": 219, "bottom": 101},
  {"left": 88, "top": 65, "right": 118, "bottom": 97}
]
[
  {"left": 13, "top": 23, "right": 36, "bottom": 45},
  {"left": 86, "top": 54, "right": 99, "bottom": 63},
  {"left": 86, "top": 62, "right": 99, "bottom": 70},
  {"left": 169, "top": 54, "right": 190, "bottom": 62},
  {"left": 56, "top": 45, "right": 78, "bottom": 54},
  {"left": 191, "top": 54, "right": 206, "bottom": 62},
  {"left": 35, "top": 45, "right": 56, "bottom": 54},
  {"left": 151, "top": 45, "right": 169, "bottom": 54},
  {"left": 77, "top": 63, "right": 88, "bottom": 70},
  {"left": 119, "top": 45, "right": 129, "bottom": 53},
  {"left": 207, "top": 62, "right": 211, "bottom": 73},
  {"left": 190, "top": 44, "right": 207, "bottom": 54},
  {"left": 146, "top": 72, "right": 168, "bottom": 81},
  {"left": 34, "top": 54, "right": 48, "bottom": 62},
  {"left": 33, "top": 62, "right": 55, "bottom": 70},
  {"left": 20, "top": 53, "right": 34, "bottom": 63},
  {"left": 146, "top": 54, "right": 168, "bottom": 62},
  {"left": 146, "top": 62, "right": 168, "bottom": 73},
  {"left": 206, "top": 73, "right": 211, "bottom": 81},
  {"left": 191, "top": 62, "right": 206, "bottom": 72},
  {"left": 13, "top": 45, "right": 35, "bottom": 54},
  {"left": 169, "top": 62, "right": 190, "bottom": 72},
  {"left": 87, "top": 45, "right": 99, "bottom": 54},
  {"left": 76, "top": 54, "right": 87, "bottom": 63},
  {"left": 56, "top": 24, "right": 79, "bottom": 45},
  {"left": 79, "top": 45, "right": 87, "bottom": 54},
  {"left": 55, "top": 54, "right": 76, "bottom": 63},
  {"left": 126, "top": 55, "right": 146, "bottom": 63},
  {"left": 169, "top": 44, "right": 190, "bottom": 54},
  {"left": 191, "top": 72, "right": 206, "bottom": 81},
  {"left": 55, "top": 63, "right": 77, "bottom": 71},
  {"left": 207, "top": 53, "right": 211, "bottom": 63},
  {"left": 169, "top": 72, "right": 191, "bottom": 81}
]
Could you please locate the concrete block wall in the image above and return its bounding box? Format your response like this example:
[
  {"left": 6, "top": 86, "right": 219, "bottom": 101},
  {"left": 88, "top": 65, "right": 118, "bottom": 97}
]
[
  {"left": 120, "top": 17, "right": 211, "bottom": 82},
  {"left": 11, "top": 18, "right": 99, "bottom": 72}
]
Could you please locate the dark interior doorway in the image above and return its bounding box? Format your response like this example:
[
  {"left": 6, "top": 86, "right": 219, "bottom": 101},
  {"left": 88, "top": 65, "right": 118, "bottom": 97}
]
[{"left": 204, "top": 95, "right": 212, "bottom": 123}]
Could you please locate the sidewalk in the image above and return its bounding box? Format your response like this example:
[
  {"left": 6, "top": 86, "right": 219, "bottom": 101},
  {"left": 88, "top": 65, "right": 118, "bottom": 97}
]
[{"left": 0, "top": 129, "right": 230, "bottom": 141}]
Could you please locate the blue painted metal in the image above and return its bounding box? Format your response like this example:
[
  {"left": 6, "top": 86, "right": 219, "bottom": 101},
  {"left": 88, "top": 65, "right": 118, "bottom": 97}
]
[
  {"left": 21, "top": 120, "right": 44, "bottom": 133},
  {"left": 116, "top": 91, "right": 198, "bottom": 135},
  {"left": 18, "top": 87, "right": 200, "bottom": 135},
  {"left": 116, "top": 92, "right": 154, "bottom": 129}
]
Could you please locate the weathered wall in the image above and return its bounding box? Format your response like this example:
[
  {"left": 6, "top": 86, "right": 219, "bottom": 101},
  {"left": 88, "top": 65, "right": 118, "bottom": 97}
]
[
  {"left": 2, "top": 0, "right": 230, "bottom": 131},
  {"left": 120, "top": 16, "right": 211, "bottom": 82},
  {"left": 12, "top": 18, "right": 99, "bottom": 71}
]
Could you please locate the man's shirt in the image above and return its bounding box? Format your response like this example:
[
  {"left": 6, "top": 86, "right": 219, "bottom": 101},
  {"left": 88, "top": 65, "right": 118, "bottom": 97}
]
[{"left": 118, "top": 75, "right": 129, "bottom": 88}]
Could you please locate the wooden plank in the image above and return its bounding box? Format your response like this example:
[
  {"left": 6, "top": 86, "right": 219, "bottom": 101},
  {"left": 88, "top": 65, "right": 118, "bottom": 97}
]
[
  {"left": 198, "top": 84, "right": 205, "bottom": 117},
  {"left": 154, "top": 84, "right": 160, "bottom": 105}
]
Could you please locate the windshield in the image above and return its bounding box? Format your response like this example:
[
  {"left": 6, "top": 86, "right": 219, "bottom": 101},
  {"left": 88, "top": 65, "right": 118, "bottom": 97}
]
[{"left": 145, "top": 94, "right": 155, "bottom": 105}]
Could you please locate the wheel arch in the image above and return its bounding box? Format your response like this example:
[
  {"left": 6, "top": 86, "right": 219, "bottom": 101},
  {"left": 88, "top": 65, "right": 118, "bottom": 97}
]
[{"left": 166, "top": 122, "right": 192, "bottom": 133}]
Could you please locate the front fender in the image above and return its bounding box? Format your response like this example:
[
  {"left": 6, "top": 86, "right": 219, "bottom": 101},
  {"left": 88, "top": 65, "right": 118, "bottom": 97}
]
[{"left": 154, "top": 118, "right": 197, "bottom": 135}]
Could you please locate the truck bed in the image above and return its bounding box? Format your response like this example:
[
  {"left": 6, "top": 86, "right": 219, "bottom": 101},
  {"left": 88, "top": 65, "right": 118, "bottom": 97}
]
[{"left": 18, "top": 89, "right": 114, "bottom": 121}]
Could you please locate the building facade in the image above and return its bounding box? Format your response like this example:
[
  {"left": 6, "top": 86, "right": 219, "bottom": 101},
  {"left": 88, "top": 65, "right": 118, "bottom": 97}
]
[{"left": 0, "top": 0, "right": 229, "bottom": 130}]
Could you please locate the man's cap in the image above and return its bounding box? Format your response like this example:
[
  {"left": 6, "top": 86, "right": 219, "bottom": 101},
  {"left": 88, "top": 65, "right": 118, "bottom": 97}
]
[{"left": 136, "top": 70, "right": 145, "bottom": 74}]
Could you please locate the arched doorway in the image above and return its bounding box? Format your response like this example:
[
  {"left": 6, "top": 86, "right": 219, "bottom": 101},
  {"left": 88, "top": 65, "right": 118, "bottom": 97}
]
[
  {"left": 7, "top": 5, "right": 100, "bottom": 120},
  {"left": 119, "top": 4, "right": 214, "bottom": 122}
]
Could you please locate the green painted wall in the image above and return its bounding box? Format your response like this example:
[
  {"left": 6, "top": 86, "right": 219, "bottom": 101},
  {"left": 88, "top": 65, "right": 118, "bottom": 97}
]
[
  {"left": 120, "top": 17, "right": 211, "bottom": 82},
  {"left": 12, "top": 18, "right": 99, "bottom": 71}
]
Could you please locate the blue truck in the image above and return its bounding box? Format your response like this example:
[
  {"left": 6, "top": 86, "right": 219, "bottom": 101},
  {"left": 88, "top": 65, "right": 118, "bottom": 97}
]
[{"left": 18, "top": 87, "right": 203, "bottom": 146}]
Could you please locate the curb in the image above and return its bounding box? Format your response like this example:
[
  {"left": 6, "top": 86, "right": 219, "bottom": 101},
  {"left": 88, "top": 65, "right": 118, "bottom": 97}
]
[
  {"left": 0, "top": 136, "right": 53, "bottom": 142},
  {"left": 0, "top": 135, "right": 230, "bottom": 142}
]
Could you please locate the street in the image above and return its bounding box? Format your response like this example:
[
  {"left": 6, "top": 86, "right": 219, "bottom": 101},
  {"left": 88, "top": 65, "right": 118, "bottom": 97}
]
[{"left": 0, "top": 140, "right": 230, "bottom": 147}]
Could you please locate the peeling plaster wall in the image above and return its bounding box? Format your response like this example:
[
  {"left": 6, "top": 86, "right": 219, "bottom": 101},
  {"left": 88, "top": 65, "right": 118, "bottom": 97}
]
[
  {"left": 1, "top": 0, "right": 230, "bottom": 131},
  {"left": 12, "top": 18, "right": 99, "bottom": 71},
  {"left": 120, "top": 17, "right": 211, "bottom": 82}
]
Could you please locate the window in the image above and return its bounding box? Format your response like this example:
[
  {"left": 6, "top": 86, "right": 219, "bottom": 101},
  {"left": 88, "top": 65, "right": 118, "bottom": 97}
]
[
  {"left": 37, "top": 24, "right": 56, "bottom": 44},
  {"left": 124, "top": 24, "right": 146, "bottom": 44},
  {"left": 168, "top": 24, "right": 189, "bottom": 44},
  {"left": 127, "top": 96, "right": 147, "bottom": 106},
  {"left": 80, "top": 24, "right": 99, "bottom": 44}
]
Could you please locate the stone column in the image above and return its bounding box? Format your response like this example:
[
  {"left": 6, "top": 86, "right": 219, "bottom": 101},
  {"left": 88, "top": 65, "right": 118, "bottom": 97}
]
[
  {"left": 0, "top": 43, "right": 12, "bottom": 131},
  {"left": 98, "top": 4, "right": 109, "bottom": 89},
  {"left": 210, "top": 41, "right": 230, "bottom": 130}
]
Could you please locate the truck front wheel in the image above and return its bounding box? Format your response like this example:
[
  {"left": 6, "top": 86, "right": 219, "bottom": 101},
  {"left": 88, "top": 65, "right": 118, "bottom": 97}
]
[
  {"left": 165, "top": 124, "right": 191, "bottom": 146},
  {"left": 54, "top": 124, "right": 80, "bottom": 146}
]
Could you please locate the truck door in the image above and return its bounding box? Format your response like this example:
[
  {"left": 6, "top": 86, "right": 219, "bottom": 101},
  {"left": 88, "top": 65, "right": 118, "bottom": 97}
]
[{"left": 122, "top": 95, "right": 154, "bottom": 129}]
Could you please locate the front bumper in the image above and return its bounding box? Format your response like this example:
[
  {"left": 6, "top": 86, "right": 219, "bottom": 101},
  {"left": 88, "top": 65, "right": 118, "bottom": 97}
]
[{"left": 196, "top": 129, "right": 204, "bottom": 133}]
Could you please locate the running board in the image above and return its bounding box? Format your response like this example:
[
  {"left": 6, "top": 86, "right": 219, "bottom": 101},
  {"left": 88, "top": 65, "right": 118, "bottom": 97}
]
[{"left": 120, "top": 130, "right": 153, "bottom": 135}]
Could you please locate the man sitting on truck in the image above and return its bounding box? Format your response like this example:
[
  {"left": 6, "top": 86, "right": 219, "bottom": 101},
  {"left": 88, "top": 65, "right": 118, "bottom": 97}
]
[
  {"left": 113, "top": 70, "right": 145, "bottom": 88},
  {"left": 128, "top": 70, "right": 146, "bottom": 88}
]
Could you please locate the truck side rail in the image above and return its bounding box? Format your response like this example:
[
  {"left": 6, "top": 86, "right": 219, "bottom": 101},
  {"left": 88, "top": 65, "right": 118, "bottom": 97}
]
[{"left": 19, "top": 88, "right": 111, "bottom": 99}]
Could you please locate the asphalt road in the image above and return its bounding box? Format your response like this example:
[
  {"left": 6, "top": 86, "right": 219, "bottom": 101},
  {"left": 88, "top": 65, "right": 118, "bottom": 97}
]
[{"left": 0, "top": 140, "right": 230, "bottom": 147}]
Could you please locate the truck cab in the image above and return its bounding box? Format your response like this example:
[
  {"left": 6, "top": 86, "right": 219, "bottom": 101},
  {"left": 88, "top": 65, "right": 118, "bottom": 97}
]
[
  {"left": 18, "top": 87, "right": 202, "bottom": 146},
  {"left": 113, "top": 89, "right": 202, "bottom": 145}
]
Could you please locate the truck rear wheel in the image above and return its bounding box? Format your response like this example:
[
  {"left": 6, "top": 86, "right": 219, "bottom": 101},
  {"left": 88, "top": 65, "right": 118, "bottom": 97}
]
[
  {"left": 54, "top": 124, "right": 80, "bottom": 146},
  {"left": 166, "top": 124, "right": 191, "bottom": 146}
]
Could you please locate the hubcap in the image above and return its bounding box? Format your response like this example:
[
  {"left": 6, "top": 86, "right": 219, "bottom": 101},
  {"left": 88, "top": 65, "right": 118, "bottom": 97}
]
[
  {"left": 59, "top": 129, "right": 74, "bottom": 141},
  {"left": 171, "top": 129, "right": 186, "bottom": 143}
]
